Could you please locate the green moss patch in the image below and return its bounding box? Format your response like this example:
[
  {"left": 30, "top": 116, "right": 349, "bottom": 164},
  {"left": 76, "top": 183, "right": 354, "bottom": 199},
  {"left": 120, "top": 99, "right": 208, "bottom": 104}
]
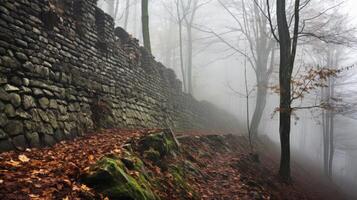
[{"left": 81, "top": 156, "right": 159, "bottom": 200}]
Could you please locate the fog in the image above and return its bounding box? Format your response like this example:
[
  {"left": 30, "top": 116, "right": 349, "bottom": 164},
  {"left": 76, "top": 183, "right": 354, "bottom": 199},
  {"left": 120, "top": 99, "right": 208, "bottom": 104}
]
[{"left": 98, "top": 0, "right": 357, "bottom": 198}]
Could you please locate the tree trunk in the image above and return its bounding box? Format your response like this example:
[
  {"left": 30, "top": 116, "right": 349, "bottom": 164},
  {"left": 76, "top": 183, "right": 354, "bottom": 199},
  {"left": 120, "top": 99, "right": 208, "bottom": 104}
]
[
  {"left": 178, "top": 20, "right": 187, "bottom": 92},
  {"left": 141, "top": 0, "right": 151, "bottom": 53},
  {"left": 186, "top": 25, "right": 193, "bottom": 95},
  {"left": 124, "top": 0, "right": 130, "bottom": 29},
  {"left": 250, "top": 81, "right": 268, "bottom": 138},
  {"left": 107, "top": 0, "right": 116, "bottom": 19},
  {"left": 327, "top": 77, "right": 335, "bottom": 179},
  {"left": 276, "top": 0, "right": 295, "bottom": 181}
]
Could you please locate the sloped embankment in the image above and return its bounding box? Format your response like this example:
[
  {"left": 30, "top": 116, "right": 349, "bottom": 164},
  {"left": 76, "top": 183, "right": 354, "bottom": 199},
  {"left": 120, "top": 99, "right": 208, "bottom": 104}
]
[{"left": 0, "top": 129, "right": 344, "bottom": 199}]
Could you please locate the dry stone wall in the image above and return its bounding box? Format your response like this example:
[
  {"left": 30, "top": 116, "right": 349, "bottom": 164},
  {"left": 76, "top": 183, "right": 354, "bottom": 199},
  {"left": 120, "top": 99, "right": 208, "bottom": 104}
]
[{"left": 0, "top": 0, "right": 238, "bottom": 151}]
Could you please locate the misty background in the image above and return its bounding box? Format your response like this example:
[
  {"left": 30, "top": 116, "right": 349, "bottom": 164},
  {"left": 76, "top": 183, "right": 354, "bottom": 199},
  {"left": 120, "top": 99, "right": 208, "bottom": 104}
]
[{"left": 97, "top": 0, "right": 357, "bottom": 198}]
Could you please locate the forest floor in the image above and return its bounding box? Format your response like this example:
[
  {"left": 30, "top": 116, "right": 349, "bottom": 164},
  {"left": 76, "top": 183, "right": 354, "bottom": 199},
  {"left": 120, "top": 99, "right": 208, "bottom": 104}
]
[{"left": 0, "top": 129, "right": 345, "bottom": 200}]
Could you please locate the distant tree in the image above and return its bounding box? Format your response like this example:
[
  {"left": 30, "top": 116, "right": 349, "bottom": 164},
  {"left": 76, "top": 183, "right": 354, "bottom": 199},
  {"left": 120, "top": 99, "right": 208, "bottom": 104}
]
[
  {"left": 216, "top": 0, "right": 277, "bottom": 139},
  {"left": 141, "top": 0, "right": 151, "bottom": 53},
  {"left": 123, "top": 0, "right": 130, "bottom": 29}
]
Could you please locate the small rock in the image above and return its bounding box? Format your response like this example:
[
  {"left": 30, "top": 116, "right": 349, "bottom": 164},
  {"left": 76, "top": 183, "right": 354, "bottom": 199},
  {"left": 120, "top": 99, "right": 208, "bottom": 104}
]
[
  {"left": 0, "top": 129, "right": 7, "bottom": 139},
  {"left": 0, "top": 88, "right": 9, "bottom": 101},
  {"left": 32, "top": 88, "right": 44, "bottom": 96},
  {"left": 38, "top": 97, "right": 49, "bottom": 109},
  {"left": 4, "top": 120, "right": 23, "bottom": 136},
  {"left": 22, "top": 78, "right": 30, "bottom": 86},
  {"left": 4, "top": 104, "right": 16, "bottom": 117},
  {"left": 15, "top": 108, "right": 31, "bottom": 119},
  {"left": 25, "top": 132, "right": 40, "bottom": 148},
  {"left": 43, "top": 134, "right": 55, "bottom": 146},
  {"left": 2, "top": 56, "right": 19, "bottom": 68},
  {"left": 4, "top": 84, "right": 20, "bottom": 92},
  {"left": 15, "top": 52, "right": 28, "bottom": 61},
  {"left": 0, "top": 113, "right": 8, "bottom": 127},
  {"left": 49, "top": 99, "right": 58, "bottom": 109},
  {"left": 23, "top": 61, "right": 34, "bottom": 71},
  {"left": 0, "top": 139, "right": 13, "bottom": 152},
  {"left": 10, "top": 76, "right": 22, "bottom": 86},
  {"left": 0, "top": 101, "right": 5, "bottom": 111},
  {"left": 23, "top": 95, "right": 36, "bottom": 110},
  {"left": 12, "top": 135, "right": 28, "bottom": 150},
  {"left": 0, "top": 76, "right": 7, "bottom": 85},
  {"left": 9, "top": 93, "right": 21, "bottom": 107}
]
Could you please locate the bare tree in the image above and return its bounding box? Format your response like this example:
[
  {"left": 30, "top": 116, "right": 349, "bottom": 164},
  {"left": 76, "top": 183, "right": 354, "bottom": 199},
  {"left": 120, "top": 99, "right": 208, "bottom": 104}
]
[
  {"left": 218, "top": 0, "right": 277, "bottom": 139},
  {"left": 142, "top": 0, "right": 151, "bottom": 53}
]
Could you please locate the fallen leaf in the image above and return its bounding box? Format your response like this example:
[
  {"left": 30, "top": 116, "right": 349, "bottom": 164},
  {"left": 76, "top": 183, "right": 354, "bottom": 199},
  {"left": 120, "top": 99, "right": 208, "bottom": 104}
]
[{"left": 18, "top": 154, "right": 30, "bottom": 163}]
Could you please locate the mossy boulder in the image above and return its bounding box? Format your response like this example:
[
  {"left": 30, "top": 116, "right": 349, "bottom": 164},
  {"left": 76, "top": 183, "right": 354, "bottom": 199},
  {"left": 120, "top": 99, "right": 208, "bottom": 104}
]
[
  {"left": 81, "top": 156, "right": 159, "bottom": 200},
  {"left": 138, "top": 129, "right": 179, "bottom": 160}
]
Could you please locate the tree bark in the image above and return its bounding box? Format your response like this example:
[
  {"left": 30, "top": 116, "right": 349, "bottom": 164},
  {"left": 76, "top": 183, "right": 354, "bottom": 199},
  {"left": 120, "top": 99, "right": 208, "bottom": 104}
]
[
  {"left": 276, "top": 0, "right": 300, "bottom": 181},
  {"left": 141, "top": 0, "right": 151, "bottom": 53}
]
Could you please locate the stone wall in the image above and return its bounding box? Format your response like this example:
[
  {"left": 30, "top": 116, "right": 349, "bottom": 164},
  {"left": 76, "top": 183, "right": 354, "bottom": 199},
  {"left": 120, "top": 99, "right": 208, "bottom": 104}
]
[{"left": 0, "top": 0, "right": 238, "bottom": 151}]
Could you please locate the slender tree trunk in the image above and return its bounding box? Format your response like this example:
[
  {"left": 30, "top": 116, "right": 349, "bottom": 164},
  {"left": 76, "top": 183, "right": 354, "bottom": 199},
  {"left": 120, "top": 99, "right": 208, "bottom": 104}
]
[
  {"left": 124, "top": 0, "right": 130, "bottom": 29},
  {"left": 178, "top": 20, "right": 187, "bottom": 92},
  {"left": 187, "top": 25, "right": 193, "bottom": 95},
  {"left": 322, "top": 107, "right": 329, "bottom": 176},
  {"left": 276, "top": 0, "right": 296, "bottom": 181},
  {"left": 250, "top": 81, "right": 268, "bottom": 138},
  {"left": 114, "top": 0, "right": 120, "bottom": 22},
  {"left": 164, "top": 20, "right": 174, "bottom": 67},
  {"left": 250, "top": 43, "right": 275, "bottom": 138},
  {"left": 328, "top": 77, "right": 335, "bottom": 179},
  {"left": 141, "top": 0, "right": 151, "bottom": 53}
]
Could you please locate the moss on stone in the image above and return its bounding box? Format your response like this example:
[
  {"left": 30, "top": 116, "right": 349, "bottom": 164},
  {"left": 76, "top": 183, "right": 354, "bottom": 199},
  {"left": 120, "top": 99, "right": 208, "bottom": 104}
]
[
  {"left": 82, "top": 157, "right": 159, "bottom": 200},
  {"left": 138, "top": 130, "right": 179, "bottom": 158}
]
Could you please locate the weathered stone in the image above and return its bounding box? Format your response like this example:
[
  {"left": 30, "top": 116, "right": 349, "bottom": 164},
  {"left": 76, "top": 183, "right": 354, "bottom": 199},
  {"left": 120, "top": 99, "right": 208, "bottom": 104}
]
[
  {"left": 4, "top": 104, "right": 16, "bottom": 117},
  {"left": 4, "top": 84, "right": 19, "bottom": 92},
  {"left": 82, "top": 157, "right": 158, "bottom": 200},
  {"left": 38, "top": 109, "right": 49, "bottom": 122},
  {"left": 23, "top": 78, "right": 30, "bottom": 86},
  {"left": 0, "top": 101, "right": 5, "bottom": 111},
  {"left": 2, "top": 56, "right": 19, "bottom": 68},
  {"left": 9, "top": 76, "right": 22, "bottom": 87},
  {"left": 0, "top": 113, "right": 8, "bottom": 127},
  {"left": 23, "top": 95, "right": 36, "bottom": 110},
  {"left": 47, "top": 112, "right": 58, "bottom": 129},
  {"left": 15, "top": 108, "right": 31, "bottom": 119},
  {"left": 49, "top": 99, "right": 58, "bottom": 109},
  {"left": 0, "top": 129, "right": 7, "bottom": 139},
  {"left": 30, "top": 109, "right": 42, "bottom": 122},
  {"left": 54, "top": 129, "right": 64, "bottom": 141},
  {"left": 0, "top": 139, "right": 13, "bottom": 152},
  {"left": 43, "top": 134, "right": 55, "bottom": 146},
  {"left": 38, "top": 97, "right": 49, "bottom": 109},
  {"left": 15, "top": 52, "right": 28, "bottom": 61},
  {"left": 0, "top": 88, "right": 9, "bottom": 101},
  {"left": 9, "top": 93, "right": 21, "bottom": 107},
  {"left": 40, "top": 123, "right": 54, "bottom": 135},
  {"left": 0, "top": 75, "right": 7, "bottom": 85},
  {"left": 12, "top": 135, "right": 28, "bottom": 149},
  {"left": 32, "top": 88, "right": 44, "bottom": 96},
  {"left": 25, "top": 132, "right": 40, "bottom": 148},
  {"left": 23, "top": 61, "right": 34, "bottom": 71},
  {"left": 4, "top": 120, "right": 23, "bottom": 136}
]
